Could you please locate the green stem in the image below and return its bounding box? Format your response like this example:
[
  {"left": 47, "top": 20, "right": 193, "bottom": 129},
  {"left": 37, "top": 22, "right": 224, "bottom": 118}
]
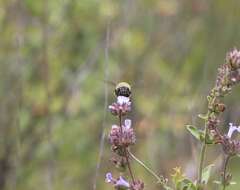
[
  {"left": 197, "top": 97, "right": 216, "bottom": 190},
  {"left": 222, "top": 155, "right": 230, "bottom": 190},
  {"left": 197, "top": 119, "right": 209, "bottom": 189},
  {"left": 197, "top": 95, "right": 215, "bottom": 189},
  {"left": 128, "top": 151, "right": 164, "bottom": 185}
]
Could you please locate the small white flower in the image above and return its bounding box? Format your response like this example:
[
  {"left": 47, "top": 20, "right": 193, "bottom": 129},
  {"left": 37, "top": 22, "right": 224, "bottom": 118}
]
[
  {"left": 227, "top": 123, "right": 240, "bottom": 138},
  {"left": 108, "top": 105, "right": 114, "bottom": 109},
  {"left": 124, "top": 119, "right": 132, "bottom": 129},
  {"left": 117, "top": 96, "right": 130, "bottom": 105},
  {"left": 111, "top": 125, "right": 119, "bottom": 130}
]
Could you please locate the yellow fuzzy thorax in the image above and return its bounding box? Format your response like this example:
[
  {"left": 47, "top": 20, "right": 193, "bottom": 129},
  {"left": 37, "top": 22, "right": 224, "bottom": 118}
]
[{"left": 115, "top": 82, "right": 131, "bottom": 91}]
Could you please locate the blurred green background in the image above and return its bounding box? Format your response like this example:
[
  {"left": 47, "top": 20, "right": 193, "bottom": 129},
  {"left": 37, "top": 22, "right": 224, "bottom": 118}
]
[{"left": 1, "top": 0, "right": 240, "bottom": 190}]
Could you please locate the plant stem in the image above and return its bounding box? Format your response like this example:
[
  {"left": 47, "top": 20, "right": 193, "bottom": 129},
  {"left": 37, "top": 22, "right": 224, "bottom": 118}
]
[
  {"left": 128, "top": 151, "right": 162, "bottom": 183},
  {"left": 119, "top": 112, "right": 135, "bottom": 184},
  {"left": 119, "top": 111, "right": 123, "bottom": 135},
  {"left": 129, "top": 151, "right": 172, "bottom": 190},
  {"left": 197, "top": 122, "right": 208, "bottom": 189},
  {"left": 197, "top": 96, "right": 217, "bottom": 189},
  {"left": 124, "top": 148, "right": 135, "bottom": 184},
  {"left": 222, "top": 155, "right": 230, "bottom": 190}
]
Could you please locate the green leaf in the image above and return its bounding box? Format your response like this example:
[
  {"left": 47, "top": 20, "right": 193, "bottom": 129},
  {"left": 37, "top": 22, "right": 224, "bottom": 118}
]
[
  {"left": 229, "top": 181, "right": 237, "bottom": 185},
  {"left": 205, "top": 133, "right": 214, "bottom": 145},
  {"left": 213, "top": 180, "right": 221, "bottom": 185},
  {"left": 207, "top": 95, "right": 212, "bottom": 102},
  {"left": 176, "top": 179, "right": 196, "bottom": 190},
  {"left": 186, "top": 125, "right": 215, "bottom": 144},
  {"left": 163, "top": 185, "right": 174, "bottom": 190},
  {"left": 186, "top": 183, "right": 197, "bottom": 190},
  {"left": 213, "top": 180, "right": 236, "bottom": 186},
  {"left": 198, "top": 114, "right": 208, "bottom": 120},
  {"left": 202, "top": 164, "right": 214, "bottom": 184},
  {"left": 186, "top": 125, "right": 202, "bottom": 141}
]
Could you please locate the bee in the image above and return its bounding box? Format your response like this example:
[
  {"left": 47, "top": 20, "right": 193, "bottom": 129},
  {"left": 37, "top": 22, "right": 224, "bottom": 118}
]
[
  {"left": 103, "top": 80, "right": 132, "bottom": 97},
  {"left": 115, "top": 82, "right": 131, "bottom": 97}
]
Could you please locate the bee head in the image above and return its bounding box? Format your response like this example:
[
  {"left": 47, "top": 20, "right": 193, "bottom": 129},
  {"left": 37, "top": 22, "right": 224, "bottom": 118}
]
[{"left": 115, "top": 82, "right": 131, "bottom": 97}]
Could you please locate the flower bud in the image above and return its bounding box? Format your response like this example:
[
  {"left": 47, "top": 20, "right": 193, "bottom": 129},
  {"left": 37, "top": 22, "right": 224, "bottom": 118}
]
[
  {"left": 110, "top": 156, "right": 127, "bottom": 172},
  {"left": 209, "top": 102, "right": 226, "bottom": 113},
  {"left": 226, "top": 48, "right": 240, "bottom": 70},
  {"left": 130, "top": 180, "right": 144, "bottom": 190},
  {"left": 207, "top": 116, "right": 219, "bottom": 130},
  {"left": 229, "top": 69, "right": 240, "bottom": 84},
  {"left": 215, "top": 103, "right": 226, "bottom": 113}
]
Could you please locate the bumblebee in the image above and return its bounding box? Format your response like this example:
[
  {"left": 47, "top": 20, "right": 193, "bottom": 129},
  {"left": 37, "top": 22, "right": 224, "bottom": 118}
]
[{"left": 115, "top": 82, "right": 131, "bottom": 97}]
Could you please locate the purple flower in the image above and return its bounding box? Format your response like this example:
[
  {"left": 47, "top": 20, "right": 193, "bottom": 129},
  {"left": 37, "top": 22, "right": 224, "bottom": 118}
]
[
  {"left": 115, "top": 176, "right": 130, "bottom": 188},
  {"left": 220, "top": 123, "right": 240, "bottom": 156},
  {"left": 109, "top": 96, "right": 131, "bottom": 116},
  {"left": 105, "top": 172, "right": 114, "bottom": 183},
  {"left": 105, "top": 173, "right": 130, "bottom": 190},
  {"left": 124, "top": 119, "right": 131, "bottom": 130},
  {"left": 109, "top": 119, "right": 136, "bottom": 151}
]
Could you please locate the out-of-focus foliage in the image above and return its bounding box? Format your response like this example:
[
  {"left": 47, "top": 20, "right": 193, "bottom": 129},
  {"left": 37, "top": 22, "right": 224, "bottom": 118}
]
[{"left": 0, "top": 0, "right": 240, "bottom": 190}]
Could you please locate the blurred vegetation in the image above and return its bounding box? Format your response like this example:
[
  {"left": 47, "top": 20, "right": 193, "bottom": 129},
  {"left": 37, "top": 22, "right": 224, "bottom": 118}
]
[{"left": 0, "top": 0, "right": 240, "bottom": 190}]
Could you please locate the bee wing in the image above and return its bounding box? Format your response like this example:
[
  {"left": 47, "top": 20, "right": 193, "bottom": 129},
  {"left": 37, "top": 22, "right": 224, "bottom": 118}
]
[
  {"left": 131, "top": 79, "right": 144, "bottom": 88},
  {"left": 102, "top": 80, "right": 116, "bottom": 86}
]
